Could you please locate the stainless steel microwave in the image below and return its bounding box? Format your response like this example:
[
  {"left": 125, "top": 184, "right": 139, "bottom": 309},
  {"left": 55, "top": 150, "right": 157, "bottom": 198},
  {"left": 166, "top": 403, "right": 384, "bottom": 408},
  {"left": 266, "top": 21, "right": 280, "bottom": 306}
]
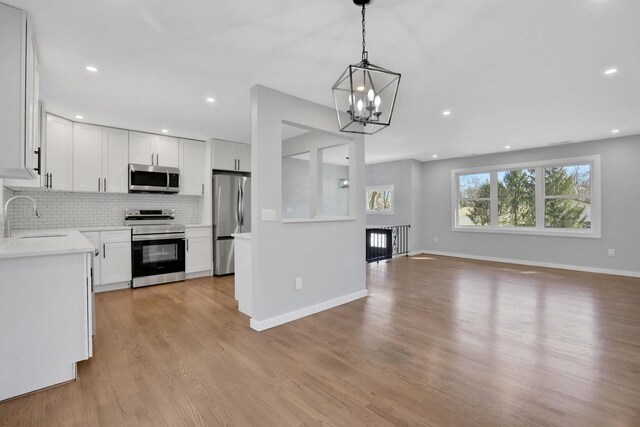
[{"left": 128, "top": 164, "right": 180, "bottom": 193}]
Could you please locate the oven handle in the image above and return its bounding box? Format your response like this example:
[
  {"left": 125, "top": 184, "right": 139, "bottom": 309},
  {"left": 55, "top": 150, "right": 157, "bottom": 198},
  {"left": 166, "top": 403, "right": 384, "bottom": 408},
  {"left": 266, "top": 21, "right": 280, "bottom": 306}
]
[{"left": 132, "top": 233, "right": 186, "bottom": 241}]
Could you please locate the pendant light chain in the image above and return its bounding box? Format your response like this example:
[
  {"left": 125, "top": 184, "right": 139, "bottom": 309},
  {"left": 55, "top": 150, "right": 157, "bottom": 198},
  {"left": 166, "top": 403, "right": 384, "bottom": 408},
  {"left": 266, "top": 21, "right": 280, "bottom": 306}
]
[{"left": 361, "top": 4, "right": 368, "bottom": 63}]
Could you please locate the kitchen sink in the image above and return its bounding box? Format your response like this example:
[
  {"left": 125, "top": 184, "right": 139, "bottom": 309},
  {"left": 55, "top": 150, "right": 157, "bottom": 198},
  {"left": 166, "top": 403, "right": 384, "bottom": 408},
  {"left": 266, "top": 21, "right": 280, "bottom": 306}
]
[{"left": 19, "top": 234, "right": 68, "bottom": 239}]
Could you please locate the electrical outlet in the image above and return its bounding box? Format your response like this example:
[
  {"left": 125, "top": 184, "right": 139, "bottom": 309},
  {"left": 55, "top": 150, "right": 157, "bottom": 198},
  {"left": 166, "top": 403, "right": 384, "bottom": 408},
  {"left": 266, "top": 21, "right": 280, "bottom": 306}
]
[
  {"left": 434, "top": 237, "right": 439, "bottom": 243},
  {"left": 608, "top": 249, "right": 615, "bottom": 257},
  {"left": 295, "top": 277, "right": 302, "bottom": 290},
  {"left": 286, "top": 207, "right": 293, "bottom": 213}
]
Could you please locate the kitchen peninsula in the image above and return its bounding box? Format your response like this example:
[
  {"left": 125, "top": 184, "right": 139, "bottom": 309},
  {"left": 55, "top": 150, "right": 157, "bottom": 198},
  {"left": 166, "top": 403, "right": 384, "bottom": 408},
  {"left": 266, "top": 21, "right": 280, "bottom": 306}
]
[{"left": 0, "top": 230, "right": 95, "bottom": 401}]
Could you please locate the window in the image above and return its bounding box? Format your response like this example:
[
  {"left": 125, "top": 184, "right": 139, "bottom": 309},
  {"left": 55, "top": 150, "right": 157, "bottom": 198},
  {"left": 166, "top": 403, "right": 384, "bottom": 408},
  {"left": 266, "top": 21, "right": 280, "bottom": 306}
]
[
  {"left": 544, "top": 165, "right": 591, "bottom": 229},
  {"left": 458, "top": 173, "right": 490, "bottom": 226},
  {"left": 498, "top": 169, "right": 535, "bottom": 227},
  {"left": 452, "top": 156, "right": 600, "bottom": 237}
]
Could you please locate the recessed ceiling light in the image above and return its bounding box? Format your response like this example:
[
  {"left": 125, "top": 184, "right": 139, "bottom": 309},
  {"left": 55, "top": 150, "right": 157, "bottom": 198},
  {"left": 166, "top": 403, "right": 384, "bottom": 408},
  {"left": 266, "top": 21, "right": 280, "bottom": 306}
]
[
  {"left": 442, "top": 110, "right": 451, "bottom": 116},
  {"left": 85, "top": 66, "right": 98, "bottom": 72},
  {"left": 356, "top": 86, "right": 365, "bottom": 91},
  {"left": 206, "top": 97, "right": 215, "bottom": 103},
  {"left": 604, "top": 68, "right": 618, "bottom": 75},
  {"left": 432, "top": 154, "right": 438, "bottom": 158},
  {"left": 75, "top": 115, "right": 84, "bottom": 120},
  {"left": 161, "top": 129, "right": 169, "bottom": 133},
  {"left": 611, "top": 129, "right": 620, "bottom": 134},
  {"left": 505, "top": 145, "right": 511, "bottom": 149}
]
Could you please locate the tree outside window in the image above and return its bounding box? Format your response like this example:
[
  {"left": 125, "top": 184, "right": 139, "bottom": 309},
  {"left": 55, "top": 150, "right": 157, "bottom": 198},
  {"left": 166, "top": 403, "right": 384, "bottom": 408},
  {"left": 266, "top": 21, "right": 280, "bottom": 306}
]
[
  {"left": 456, "top": 161, "right": 593, "bottom": 231},
  {"left": 459, "top": 173, "right": 490, "bottom": 226},
  {"left": 544, "top": 165, "right": 591, "bottom": 229}
]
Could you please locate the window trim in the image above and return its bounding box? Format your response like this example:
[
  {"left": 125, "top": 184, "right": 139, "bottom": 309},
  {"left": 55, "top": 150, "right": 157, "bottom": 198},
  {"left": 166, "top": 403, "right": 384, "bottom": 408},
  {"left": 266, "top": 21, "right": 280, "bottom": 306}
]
[{"left": 451, "top": 155, "right": 601, "bottom": 238}]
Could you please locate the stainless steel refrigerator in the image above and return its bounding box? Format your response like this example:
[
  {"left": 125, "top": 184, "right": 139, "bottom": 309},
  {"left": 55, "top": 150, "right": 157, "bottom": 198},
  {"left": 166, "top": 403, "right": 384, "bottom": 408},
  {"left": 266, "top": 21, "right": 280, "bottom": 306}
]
[{"left": 212, "top": 172, "right": 251, "bottom": 275}]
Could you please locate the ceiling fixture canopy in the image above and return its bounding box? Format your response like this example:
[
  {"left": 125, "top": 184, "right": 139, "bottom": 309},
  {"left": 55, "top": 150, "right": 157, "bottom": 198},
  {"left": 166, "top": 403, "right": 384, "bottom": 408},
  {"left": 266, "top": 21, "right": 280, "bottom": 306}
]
[{"left": 332, "top": 0, "right": 401, "bottom": 135}]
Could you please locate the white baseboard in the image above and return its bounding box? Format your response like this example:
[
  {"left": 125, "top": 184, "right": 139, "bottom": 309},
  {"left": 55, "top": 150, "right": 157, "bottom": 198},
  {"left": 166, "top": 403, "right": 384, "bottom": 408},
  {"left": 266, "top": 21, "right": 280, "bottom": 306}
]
[
  {"left": 94, "top": 281, "right": 130, "bottom": 293},
  {"left": 420, "top": 250, "right": 640, "bottom": 278},
  {"left": 185, "top": 270, "right": 212, "bottom": 280},
  {"left": 250, "top": 289, "right": 368, "bottom": 332}
]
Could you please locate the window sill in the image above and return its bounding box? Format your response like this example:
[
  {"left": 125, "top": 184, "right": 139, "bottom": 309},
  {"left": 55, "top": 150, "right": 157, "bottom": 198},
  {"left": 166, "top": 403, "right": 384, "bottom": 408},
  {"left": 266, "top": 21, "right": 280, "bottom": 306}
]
[
  {"left": 282, "top": 216, "right": 356, "bottom": 224},
  {"left": 452, "top": 226, "right": 601, "bottom": 239}
]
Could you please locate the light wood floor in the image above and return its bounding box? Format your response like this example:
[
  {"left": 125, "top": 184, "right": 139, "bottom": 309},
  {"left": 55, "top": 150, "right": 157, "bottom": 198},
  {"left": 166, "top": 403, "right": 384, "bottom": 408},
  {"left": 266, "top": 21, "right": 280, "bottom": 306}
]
[{"left": 1, "top": 255, "right": 639, "bottom": 426}]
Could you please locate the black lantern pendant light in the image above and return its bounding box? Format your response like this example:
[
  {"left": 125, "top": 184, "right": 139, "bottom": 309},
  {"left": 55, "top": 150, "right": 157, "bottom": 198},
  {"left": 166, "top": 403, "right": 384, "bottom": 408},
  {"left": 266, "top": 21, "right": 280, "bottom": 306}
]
[{"left": 332, "top": 0, "right": 401, "bottom": 135}]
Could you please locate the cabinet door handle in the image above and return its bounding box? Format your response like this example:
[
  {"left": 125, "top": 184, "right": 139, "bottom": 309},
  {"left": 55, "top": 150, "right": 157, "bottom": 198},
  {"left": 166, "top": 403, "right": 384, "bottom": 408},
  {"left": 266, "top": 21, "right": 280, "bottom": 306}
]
[
  {"left": 98, "top": 178, "right": 101, "bottom": 192},
  {"left": 34, "top": 147, "right": 41, "bottom": 174},
  {"left": 156, "top": 153, "right": 159, "bottom": 165},
  {"left": 186, "top": 239, "right": 189, "bottom": 251},
  {"left": 151, "top": 153, "right": 154, "bottom": 165},
  {"left": 50, "top": 173, "right": 53, "bottom": 189},
  {"left": 238, "top": 159, "right": 240, "bottom": 170},
  {"left": 103, "top": 244, "right": 106, "bottom": 258},
  {"left": 104, "top": 178, "right": 107, "bottom": 192},
  {"left": 202, "top": 183, "right": 204, "bottom": 195}
]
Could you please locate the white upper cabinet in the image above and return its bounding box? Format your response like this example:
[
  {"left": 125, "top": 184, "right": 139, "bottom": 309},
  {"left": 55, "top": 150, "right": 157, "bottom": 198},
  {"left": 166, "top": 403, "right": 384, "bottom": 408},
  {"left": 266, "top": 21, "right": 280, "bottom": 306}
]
[
  {"left": 73, "top": 125, "right": 129, "bottom": 193},
  {"left": 3, "top": 101, "right": 44, "bottom": 189},
  {"left": 180, "top": 139, "right": 205, "bottom": 196},
  {"left": 155, "top": 135, "right": 179, "bottom": 167},
  {"left": 211, "top": 139, "right": 251, "bottom": 172},
  {"left": 0, "top": 3, "right": 40, "bottom": 179},
  {"left": 128, "top": 131, "right": 155, "bottom": 166},
  {"left": 212, "top": 139, "right": 237, "bottom": 171},
  {"left": 45, "top": 114, "right": 73, "bottom": 191},
  {"left": 73, "top": 123, "right": 102, "bottom": 192},
  {"left": 102, "top": 127, "right": 128, "bottom": 193},
  {"left": 129, "top": 132, "right": 179, "bottom": 167},
  {"left": 236, "top": 143, "right": 251, "bottom": 172}
]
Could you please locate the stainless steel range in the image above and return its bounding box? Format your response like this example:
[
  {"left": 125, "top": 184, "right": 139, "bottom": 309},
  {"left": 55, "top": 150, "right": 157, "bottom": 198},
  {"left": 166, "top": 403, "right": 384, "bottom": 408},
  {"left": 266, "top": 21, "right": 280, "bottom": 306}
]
[{"left": 125, "top": 209, "right": 186, "bottom": 288}]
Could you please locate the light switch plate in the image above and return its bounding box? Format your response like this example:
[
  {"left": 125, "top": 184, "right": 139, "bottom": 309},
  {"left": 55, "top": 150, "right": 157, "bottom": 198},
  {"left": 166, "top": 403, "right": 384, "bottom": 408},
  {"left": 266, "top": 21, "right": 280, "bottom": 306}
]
[{"left": 261, "top": 209, "right": 276, "bottom": 221}]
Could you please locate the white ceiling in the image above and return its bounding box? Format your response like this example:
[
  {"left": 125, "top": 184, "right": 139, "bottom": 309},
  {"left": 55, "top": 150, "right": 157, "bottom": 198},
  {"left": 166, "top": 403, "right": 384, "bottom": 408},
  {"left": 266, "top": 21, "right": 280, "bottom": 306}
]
[{"left": 9, "top": 0, "right": 640, "bottom": 163}]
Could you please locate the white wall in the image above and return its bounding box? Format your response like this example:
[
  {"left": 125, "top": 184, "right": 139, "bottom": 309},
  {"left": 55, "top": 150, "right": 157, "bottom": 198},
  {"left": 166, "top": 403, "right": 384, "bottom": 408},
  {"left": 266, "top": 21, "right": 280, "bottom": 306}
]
[
  {"left": 365, "top": 159, "right": 424, "bottom": 252},
  {"left": 420, "top": 135, "right": 640, "bottom": 275},
  {"left": 250, "top": 85, "right": 366, "bottom": 327},
  {"left": 282, "top": 157, "right": 349, "bottom": 219},
  {"left": 0, "top": 180, "right": 6, "bottom": 231}
]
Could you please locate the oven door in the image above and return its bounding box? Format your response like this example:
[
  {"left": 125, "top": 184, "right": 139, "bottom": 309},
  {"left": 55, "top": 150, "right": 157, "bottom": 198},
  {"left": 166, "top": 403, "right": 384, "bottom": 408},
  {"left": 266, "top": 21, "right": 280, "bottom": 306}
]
[{"left": 132, "top": 234, "right": 186, "bottom": 286}]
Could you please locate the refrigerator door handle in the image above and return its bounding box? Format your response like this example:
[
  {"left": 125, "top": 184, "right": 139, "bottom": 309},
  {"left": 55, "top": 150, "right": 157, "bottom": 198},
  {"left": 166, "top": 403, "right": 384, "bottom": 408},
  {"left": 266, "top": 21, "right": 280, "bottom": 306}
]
[
  {"left": 239, "top": 178, "right": 244, "bottom": 227},
  {"left": 237, "top": 185, "right": 241, "bottom": 226}
]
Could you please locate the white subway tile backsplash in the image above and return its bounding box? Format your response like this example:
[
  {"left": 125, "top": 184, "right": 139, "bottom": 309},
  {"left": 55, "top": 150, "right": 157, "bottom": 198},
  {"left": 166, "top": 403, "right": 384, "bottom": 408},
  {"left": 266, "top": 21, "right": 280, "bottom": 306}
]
[
  {"left": 2, "top": 186, "right": 14, "bottom": 205},
  {"left": 6, "top": 189, "right": 202, "bottom": 230}
]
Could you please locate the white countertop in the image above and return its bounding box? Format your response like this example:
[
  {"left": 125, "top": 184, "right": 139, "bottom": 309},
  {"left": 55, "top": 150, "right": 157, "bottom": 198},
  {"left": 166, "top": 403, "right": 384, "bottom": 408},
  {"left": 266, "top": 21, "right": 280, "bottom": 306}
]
[
  {"left": 0, "top": 229, "right": 95, "bottom": 260},
  {"left": 185, "top": 224, "right": 211, "bottom": 229},
  {"left": 78, "top": 225, "right": 131, "bottom": 232}
]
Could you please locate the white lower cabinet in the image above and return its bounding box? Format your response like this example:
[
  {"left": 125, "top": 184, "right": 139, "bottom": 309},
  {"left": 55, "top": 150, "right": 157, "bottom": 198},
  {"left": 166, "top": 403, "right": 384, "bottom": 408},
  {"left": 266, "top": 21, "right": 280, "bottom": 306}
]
[
  {"left": 81, "top": 232, "right": 101, "bottom": 287},
  {"left": 0, "top": 251, "right": 93, "bottom": 401},
  {"left": 186, "top": 227, "right": 212, "bottom": 276},
  {"left": 82, "top": 230, "right": 131, "bottom": 292}
]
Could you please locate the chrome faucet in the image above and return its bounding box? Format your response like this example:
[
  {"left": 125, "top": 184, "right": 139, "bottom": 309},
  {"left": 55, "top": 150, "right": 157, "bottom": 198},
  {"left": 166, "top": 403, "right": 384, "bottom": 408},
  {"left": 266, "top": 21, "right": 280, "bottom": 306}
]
[{"left": 3, "top": 196, "right": 40, "bottom": 238}]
